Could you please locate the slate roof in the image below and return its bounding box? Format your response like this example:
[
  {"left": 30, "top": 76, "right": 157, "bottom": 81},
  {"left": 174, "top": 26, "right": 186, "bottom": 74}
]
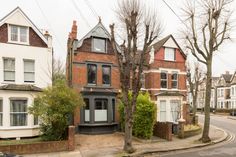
[
  {"left": 222, "top": 74, "right": 232, "bottom": 83},
  {"left": 0, "top": 84, "right": 42, "bottom": 92}
]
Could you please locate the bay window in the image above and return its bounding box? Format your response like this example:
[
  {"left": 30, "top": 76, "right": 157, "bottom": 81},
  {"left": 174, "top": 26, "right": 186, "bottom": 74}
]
[
  {"left": 10, "top": 100, "right": 27, "bottom": 126},
  {"left": 94, "top": 99, "right": 108, "bottom": 122},
  {"left": 84, "top": 98, "right": 90, "bottom": 122},
  {"left": 160, "top": 100, "right": 166, "bottom": 122}
]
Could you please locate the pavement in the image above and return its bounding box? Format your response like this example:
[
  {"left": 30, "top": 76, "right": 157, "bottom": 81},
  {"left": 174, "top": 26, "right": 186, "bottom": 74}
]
[
  {"left": 227, "top": 116, "right": 236, "bottom": 120},
  {"left": 24, "top": 124, "right": 227, "bottom": 157}
]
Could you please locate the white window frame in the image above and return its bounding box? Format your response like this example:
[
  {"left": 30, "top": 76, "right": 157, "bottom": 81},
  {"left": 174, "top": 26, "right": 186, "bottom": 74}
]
[
  {"left": 171, "top": 72, "right": 178, "bottom": 89},
  {"left": 8, "top": 24, "right": 29, "bottom": 44},
  {"left": 92, "top": 37, "right": 107, "bottom": 53},
  {"left": 10, "top": 99, "right": 28, "bottom": 126},
  {"left": 164, "top": 47, "right": 175, "bottom": 61},
  {"left": 161, "top": 71, "right": 168, "bottom": 89},
  {"left": 0, "top": 99, "right": 2, "bottom": 126},
  {"left": 24, "top": 59, "right": 35, "bottom": 83},
  {"left": 3, "top": 57, "right": 15, "bottom": 82},
  {"left": 160, "top": 100, "right": 166, "bottom": 122}
]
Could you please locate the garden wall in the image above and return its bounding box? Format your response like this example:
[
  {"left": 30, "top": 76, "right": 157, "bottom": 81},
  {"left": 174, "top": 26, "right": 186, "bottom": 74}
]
[
  {"left": 153, "top": 122, "right": 172, "bottom": 141},
  {"left": 0, "top": 126, "right": 75, "bottom": 155}
]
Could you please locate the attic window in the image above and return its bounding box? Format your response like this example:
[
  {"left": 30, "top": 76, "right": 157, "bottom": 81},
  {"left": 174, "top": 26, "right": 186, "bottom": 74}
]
[
  {"left": 92, "top": 37, "right": 106, "bottom": 53},
  {"left": 164, "top": 47, "right": 175, "bottom": 61},
  {"left": 9, "top": 25, "right": 29, "bottom": 44}
]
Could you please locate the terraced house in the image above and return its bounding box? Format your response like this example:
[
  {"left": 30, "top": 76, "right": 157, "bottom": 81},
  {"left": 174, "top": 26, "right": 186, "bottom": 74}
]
[
  {"left": 67, "top": 20, "right": 120, "bottom": 134},
  {"left": 0, "top": 7, "right": 52, "bottom": 138}
]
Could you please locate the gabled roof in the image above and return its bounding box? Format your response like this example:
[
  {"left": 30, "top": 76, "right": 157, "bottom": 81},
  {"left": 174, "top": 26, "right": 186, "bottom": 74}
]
[
  {"left": 151, "top": 34, "right": 187, "bottom": 59},
  {"left": 76, "top": 21, "right": 111, "bottom": 48},
  {"left": 222, "top": 74, "right": 232, "bottom": 83},
  {"left": 0, "top": 7, "right": 48, "bottom": 44},
  {"left": 230, "top": 71, "right": 236, "bottom": 82}
]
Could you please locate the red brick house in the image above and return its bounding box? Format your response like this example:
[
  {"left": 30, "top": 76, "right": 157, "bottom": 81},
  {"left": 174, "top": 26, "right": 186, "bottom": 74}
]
[
  {"left": 144, "top": 35, "right": 187, "bottom": 123},
  {"left": 66, "top": 20, "right": 120, "bottom": 134}
]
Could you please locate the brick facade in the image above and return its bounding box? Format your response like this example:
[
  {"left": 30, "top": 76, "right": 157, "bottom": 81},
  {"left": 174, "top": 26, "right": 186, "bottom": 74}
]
[
  {"left": 0, "top": 24, "right": 8, "bottom": 43},
  {"left": 145, "top": 35, "right": 187, "bottom": 124},
  {"left": 67, "top": 21, "right": 120, "bottom": 134},
  {"left": 0, "top": 126, "right": 75, "bottom": 154}
]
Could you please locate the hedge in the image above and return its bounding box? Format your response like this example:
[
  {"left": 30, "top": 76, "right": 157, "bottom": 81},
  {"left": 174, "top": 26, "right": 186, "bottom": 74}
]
[{"left": 119, "top": 92, "right": 156, "bottom": 139}]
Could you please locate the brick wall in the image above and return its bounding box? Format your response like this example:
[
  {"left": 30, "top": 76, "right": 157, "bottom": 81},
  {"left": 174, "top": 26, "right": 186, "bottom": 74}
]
[
  {"left": 0, "top": 24, "right": 8, "bottom": 43},
  {"left": 72, "top": 51, "right": 120, "bottom": 90},
  {"left": 29, "top": 27, "right": 48, "bottom": 48},
  {"left": 182, "top": 103, "right": 191, "bottom": 124},
  {"left": 153, "top": 122, "right": 172, "bottom": 141},
  {"left": 0, "top": 126, "right": 75, "bottom": 155}
]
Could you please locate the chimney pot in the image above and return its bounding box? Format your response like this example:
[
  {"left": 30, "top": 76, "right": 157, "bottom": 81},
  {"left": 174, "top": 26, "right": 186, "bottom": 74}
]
[{"left": 69, "top": 20, "right": 77, "bottom": 40}]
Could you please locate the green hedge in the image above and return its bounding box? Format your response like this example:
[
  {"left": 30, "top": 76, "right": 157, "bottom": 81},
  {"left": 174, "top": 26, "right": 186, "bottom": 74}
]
[{"left": 119, "top": 92, "right": 156, "bottom": 139}]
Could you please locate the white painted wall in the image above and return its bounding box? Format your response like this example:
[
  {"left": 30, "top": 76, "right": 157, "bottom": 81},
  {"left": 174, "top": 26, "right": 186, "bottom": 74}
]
[{"left": 0, "top": 43, "right": 52, "bottom": 88}]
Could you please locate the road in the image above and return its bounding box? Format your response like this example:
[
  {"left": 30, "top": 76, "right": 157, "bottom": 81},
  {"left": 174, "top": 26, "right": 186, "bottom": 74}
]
[{"left": 149, "top": 114, "right": 236, "bottom": 157}]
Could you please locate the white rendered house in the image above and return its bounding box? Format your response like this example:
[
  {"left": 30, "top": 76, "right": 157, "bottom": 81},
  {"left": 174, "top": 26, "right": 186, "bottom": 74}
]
[{"left": 0, "top": 7, "right": 52, "bottom": 138}]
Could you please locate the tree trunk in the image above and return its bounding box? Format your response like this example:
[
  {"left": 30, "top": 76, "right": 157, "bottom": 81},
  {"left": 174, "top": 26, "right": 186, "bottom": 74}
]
[
  {"left": 124, "top": 108, "right": 135, "bottom": 153},
  {"left": 201, "top": 60, "right": 212, "bottom": 143},
  {"left": 124, "top": 118, "right": 134, "bottom": 153},
  {"left": 192, "top": 95, "right": 197, "bottom": 125}
]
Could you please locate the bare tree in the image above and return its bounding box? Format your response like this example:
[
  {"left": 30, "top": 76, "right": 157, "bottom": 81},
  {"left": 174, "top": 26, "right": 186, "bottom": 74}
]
[
  {"left": 52, "top": 57, "right": 65, "bottom": 84},
  {"left": 182, "top": 0, "right": 234, "bottom": 142},
  {"left": 187, "top": 62, "right": 205, "bottom": 124},
  {"left": 109, "top": 0, "right": 162, "bottom": 153}
]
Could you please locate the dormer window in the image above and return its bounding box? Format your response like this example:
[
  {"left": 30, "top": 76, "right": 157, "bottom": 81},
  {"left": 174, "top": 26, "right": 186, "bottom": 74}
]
[
  {"left": 164, "top": 47, "right": 175, "bottom": 61},
  {"left": 92, "top": 37, "right": 106, "bottom": 53},
  {"left": 9, "top": 25, "right": 29, "bottom": 44}
]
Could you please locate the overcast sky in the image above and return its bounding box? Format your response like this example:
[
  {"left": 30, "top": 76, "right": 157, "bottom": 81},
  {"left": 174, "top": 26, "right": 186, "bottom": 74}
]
[{"left": 1, "top": 0, "right": 236, "bottom": 76}]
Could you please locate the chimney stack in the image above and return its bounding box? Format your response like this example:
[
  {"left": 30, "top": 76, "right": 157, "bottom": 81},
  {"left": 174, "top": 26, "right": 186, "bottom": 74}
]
[
  {"left": 69, "top": 20, "right": 77, "bottom": 40},
  {"left": 44, "top": 30, "right": 52, "bottom": 48}
]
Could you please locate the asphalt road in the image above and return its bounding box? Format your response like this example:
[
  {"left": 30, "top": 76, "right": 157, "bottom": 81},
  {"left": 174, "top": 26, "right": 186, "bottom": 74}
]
[{"left": 149, "top": 114, "right": 236, "bottom": 157}]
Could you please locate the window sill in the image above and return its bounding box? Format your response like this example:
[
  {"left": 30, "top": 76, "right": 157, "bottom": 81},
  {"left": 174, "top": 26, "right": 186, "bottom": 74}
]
[
  {"left": 8, "top": 41, "right": 29, "bottom": 46},
  {"left": 0, "top": 126, "right": 39, "bottom": 130},
  {"left": 163, "top": 59, "right": 176, "bottom": 62},
  {"left": 2, "top": 81, "right": 16, "bottom": 84},
  {"left": 160, "top": 88, "right": 168, "bottom": 90}
]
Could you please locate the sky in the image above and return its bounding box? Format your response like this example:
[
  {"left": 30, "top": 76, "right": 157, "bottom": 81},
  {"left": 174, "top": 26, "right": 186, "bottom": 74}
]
[{"left": 1, "top": 0, "right": 236, "bottom": 76}]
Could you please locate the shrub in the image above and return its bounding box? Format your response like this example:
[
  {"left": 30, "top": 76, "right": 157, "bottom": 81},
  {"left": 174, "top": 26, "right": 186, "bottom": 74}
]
[
  {"left": 29, "top": 80, "right": 84, "bottom": 141},
  {"left": 119, "top": 92, "right": 156, "bottom": 139}
]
